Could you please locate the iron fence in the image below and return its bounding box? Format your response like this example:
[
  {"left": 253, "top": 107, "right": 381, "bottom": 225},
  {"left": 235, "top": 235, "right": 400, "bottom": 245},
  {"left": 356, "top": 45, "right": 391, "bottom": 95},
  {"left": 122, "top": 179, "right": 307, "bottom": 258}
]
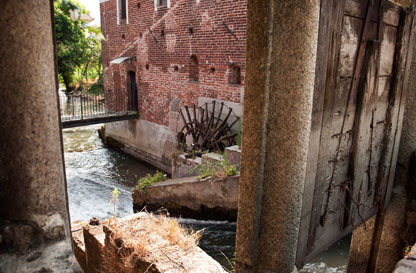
[{"left": 59, "top": 89, "right": 132, "bottom": 122}]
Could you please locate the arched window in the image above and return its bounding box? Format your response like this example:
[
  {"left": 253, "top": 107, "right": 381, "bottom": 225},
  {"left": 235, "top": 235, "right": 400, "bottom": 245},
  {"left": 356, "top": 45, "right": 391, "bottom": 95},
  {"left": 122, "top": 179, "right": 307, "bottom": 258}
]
[{"left": 189, "top": 55, "right": 199, "bottom": 82}]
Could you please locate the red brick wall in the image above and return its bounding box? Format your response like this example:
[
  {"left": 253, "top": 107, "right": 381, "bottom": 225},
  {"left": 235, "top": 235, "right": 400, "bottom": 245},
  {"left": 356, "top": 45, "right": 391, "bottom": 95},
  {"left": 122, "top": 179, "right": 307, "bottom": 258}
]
[{"left": 100, "top": 0, "right": 246, "bottom": 126}]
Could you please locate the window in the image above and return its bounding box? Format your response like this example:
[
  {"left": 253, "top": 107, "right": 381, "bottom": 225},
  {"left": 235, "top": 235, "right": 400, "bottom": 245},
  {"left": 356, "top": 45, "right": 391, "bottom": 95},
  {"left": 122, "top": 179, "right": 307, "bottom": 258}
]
[
  {"left": 189, "top": 55, "right": 199, "bottom": 82},
  {"left": 117, "top": 0, "right": 128, "bottom": 24},
  {"left": 229, "top": 65, "right": 241, "bottom": 85},
  {"left": 154, "top": 0, "right": 170, "bottom": 10},
  {"left": 120, "top": 0, "right": 127, "bottom": 19}
]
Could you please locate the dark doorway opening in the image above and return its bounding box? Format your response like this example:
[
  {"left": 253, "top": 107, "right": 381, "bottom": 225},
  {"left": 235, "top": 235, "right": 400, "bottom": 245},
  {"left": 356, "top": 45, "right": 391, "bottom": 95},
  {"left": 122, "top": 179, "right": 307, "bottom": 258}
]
[{"left": 128, "top": 71, "right": 138, "bottom": 111}]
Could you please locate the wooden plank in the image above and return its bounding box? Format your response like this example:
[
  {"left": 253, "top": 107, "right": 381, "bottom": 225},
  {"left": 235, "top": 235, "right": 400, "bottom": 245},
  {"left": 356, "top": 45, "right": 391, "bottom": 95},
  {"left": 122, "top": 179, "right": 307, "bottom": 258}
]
[
  {"left": 374, "top": 76, "right": 392, "bottom": 122},
  {"left": 375, "top": 8, "right": 414, "bottom": 209},
  {"left": 368, "top": 9, "right": 415, "bottom": 271},
  {"left": 339, "top": 17, "right": 379, "bottom": 77},
  {"left": 297, "top": 0, "right": 413, "bottom": 267},
  {"left": 380, "top": 25, "right": 398, "bottom": 76},
  {"left": 349, "top": 40, "right": 379, "bottom": 227},
  {"left": 349, "top": 0, "right": 385, "bottom": 227},
  {"left": 329, "top": 78, "right": 356, "bottom": 132},
  {"left": 320, "top": 0, "right": 377, "bottom": 230},
  {"left": 384, "top": 0, "right": 401, "bottom": 26},
  {"left": 345, "top": 0, "right": 400, "bottom": 26},
  {"left": 384, "top": 9, "right": 416, "bottom": 205},
  {"left": 302, "top": 0, "right": 392, "bottom": 264},
  {"left": 296, "top": 0, "right": 346, "bottom": 268},
  {"left": 338, "top": 16, "right": 364, "bottom": 77},
  {"left": 345, "top": 0, "right": 381, "bottom": 21},
  {"left": 345, "top": 0, "right": 367, "bottom": 18}
]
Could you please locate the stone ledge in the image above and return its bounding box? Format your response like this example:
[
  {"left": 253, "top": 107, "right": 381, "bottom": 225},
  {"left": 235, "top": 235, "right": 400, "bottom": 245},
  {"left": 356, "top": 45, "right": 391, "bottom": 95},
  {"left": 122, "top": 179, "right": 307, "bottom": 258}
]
[
  {"left": 132, "top": 175, "right": 239, "bottom": 221},
  {"left": 72, "top": 213, "right": 226, "bottom": 272}
]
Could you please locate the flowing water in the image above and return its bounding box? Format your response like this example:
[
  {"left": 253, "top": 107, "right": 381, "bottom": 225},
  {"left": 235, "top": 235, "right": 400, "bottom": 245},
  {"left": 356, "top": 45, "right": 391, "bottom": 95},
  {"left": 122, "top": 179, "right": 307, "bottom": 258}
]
[{"left": 64, "top": 125, "right": 350, "bottom": 272}]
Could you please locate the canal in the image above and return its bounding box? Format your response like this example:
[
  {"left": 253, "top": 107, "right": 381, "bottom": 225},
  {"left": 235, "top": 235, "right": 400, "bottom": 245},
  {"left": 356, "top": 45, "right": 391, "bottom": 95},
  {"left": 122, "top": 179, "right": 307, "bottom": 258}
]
[{"left": 63, "top": 125, "right": 350, "bottom": 272}]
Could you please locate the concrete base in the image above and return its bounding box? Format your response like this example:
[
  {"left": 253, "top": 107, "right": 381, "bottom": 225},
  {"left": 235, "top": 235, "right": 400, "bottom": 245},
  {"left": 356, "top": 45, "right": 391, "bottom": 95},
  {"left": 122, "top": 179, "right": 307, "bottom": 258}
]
[
  {"left": 100, "top": 120, "right": 176, "bottom": 173},
  {"left": 132, "top": 175, "right": 239, "bottom": 221},
  {"left": 72, "top": 213, "right": 226, "bottom": 273}
]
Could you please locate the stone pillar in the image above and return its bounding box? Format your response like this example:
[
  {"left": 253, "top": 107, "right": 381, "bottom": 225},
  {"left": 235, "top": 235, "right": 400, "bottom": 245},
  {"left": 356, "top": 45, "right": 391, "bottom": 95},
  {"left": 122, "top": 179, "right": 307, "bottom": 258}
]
[
  {"left": 0, "top": 0, "right": 77, "bottom": 271},
  {"left": 235, "top": 0, "right": 320, "bottom": 272},
  {"left": 347, "top": 186, "right": 407, "bottom": 273}
]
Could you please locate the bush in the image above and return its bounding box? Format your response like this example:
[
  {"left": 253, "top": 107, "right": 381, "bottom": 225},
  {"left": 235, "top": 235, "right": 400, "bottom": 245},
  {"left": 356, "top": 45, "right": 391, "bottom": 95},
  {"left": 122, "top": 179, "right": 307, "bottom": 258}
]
[{"left": 136, "top": 171, "right": 167, "bottom": 193}]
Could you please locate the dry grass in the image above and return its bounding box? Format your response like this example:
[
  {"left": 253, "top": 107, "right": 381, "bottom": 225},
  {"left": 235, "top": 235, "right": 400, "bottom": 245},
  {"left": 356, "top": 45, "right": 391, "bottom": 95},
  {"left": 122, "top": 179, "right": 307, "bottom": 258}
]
[{"left": 102, "top": 212, "right": 203, "bottom": 272}]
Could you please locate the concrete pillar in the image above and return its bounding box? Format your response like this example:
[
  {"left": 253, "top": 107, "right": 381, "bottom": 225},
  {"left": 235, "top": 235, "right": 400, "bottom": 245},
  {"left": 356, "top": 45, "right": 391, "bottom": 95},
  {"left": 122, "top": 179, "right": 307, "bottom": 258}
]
[
  {"left": 235, "top": 0, "right": 320, "bottom": 272},
  {"left": 0, "top": 0, "right": 78, "bottom": 271}
]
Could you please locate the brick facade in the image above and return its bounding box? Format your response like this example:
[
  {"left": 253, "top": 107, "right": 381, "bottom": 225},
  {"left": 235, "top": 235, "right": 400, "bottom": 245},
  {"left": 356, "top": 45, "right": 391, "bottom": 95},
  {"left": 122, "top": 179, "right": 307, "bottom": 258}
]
[{"left": 100, "top": 0, "right": 246, "bottom": 126}]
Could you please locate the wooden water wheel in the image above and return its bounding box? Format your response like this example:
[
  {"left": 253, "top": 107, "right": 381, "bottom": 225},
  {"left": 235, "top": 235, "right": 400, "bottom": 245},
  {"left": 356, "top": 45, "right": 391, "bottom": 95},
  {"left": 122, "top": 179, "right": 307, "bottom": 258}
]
[{"left": 176, "top": 101, "right": 240, "bottom": 153}]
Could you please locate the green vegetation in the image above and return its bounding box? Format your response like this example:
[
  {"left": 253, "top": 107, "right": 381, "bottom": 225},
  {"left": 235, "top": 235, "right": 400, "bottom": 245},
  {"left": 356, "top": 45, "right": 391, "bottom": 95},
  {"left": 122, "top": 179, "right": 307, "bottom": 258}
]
[
  {"left": 218, "top": 250, "right": 235, "bottom": 272},
  {"left": 54, "top": 0, "right": 103, "bottom": 92},
  {"left": 136, "top": 171, "right": 167, "bottom": 193},
  {"left": 112, "top": 187, "right": 121, "bottom": 217},
  {"left": 109, "top": 187, "right": 121, "bottom": 227},
  {"left": 193, "top": 159, "right": 237, "bottom": 179}
]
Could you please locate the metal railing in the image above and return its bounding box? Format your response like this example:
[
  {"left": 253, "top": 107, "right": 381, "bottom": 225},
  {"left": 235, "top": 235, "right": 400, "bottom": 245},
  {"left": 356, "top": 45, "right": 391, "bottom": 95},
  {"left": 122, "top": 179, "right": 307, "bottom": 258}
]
[{"left": 59, "top": 89, "right": 137, "bottom": 128}]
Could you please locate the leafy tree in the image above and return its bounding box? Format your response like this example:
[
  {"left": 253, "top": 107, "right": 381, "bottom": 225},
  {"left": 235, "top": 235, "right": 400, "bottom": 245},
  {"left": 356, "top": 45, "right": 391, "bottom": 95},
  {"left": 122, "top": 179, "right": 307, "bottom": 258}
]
[
  {"left": 79, "top": 34, "right": 102, "bottom": 81},
  {"left": 54, "top": 0, "right": 102, "bottom": 91}
]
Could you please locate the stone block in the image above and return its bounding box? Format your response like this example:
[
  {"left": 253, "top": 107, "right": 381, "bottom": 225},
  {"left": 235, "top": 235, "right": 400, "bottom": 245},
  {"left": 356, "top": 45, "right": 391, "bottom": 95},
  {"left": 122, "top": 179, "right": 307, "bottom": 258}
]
[
  {"left": 71, "top": 223, "right": 87, "bottom": 272},
  {"left": 201, "top": 152, "right": 223, "bottom": 165},
  {"left": 132, "top": 175, "right": 239, "bottom": 221},
  {"left": 169, "top": 111, "right": 180, "bottom": 131},
  {"left": 225, "top": 145, "right": 241, "bottom": 167},
  {"left": 171, "top": 154, "right": 202, "bottom": 179},
  {"left": 83, "top": 224, "right": 105, "bottom": 273}
]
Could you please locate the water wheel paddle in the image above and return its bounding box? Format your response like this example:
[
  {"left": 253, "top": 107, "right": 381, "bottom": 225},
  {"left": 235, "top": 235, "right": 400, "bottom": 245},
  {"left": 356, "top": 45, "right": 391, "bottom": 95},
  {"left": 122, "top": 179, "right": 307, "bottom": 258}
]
[{"left": 176, "top": 101, "right": 240, "bottom": 153}]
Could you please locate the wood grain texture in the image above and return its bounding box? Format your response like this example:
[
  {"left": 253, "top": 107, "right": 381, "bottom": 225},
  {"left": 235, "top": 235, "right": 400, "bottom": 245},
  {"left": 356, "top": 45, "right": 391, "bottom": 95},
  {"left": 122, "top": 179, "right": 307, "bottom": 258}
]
[{"left": 296, "top": 0, "right": 413, "bottom": 267}]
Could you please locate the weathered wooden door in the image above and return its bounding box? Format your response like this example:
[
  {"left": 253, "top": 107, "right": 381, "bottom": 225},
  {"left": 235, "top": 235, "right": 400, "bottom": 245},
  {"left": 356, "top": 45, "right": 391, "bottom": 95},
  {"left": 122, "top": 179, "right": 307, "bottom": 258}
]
[{"left": 296, "top": 0, "right": 415, "bottom": 267}]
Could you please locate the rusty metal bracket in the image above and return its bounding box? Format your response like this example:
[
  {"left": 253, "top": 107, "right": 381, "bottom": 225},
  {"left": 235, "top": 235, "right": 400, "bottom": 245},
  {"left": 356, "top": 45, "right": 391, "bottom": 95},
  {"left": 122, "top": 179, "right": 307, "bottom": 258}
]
[
  {"left": 223, "top": 22, "right": 238, "bottom": 40},
  {"left": 148, "top": 27, "right": 161, "bottom": 48}
]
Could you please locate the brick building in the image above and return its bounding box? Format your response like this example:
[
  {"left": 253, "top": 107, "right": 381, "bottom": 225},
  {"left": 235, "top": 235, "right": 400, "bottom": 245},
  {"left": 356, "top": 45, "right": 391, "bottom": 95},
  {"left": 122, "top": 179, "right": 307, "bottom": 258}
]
[{"left": 99, "top": 0, "right": 246, "bottom": 172}]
